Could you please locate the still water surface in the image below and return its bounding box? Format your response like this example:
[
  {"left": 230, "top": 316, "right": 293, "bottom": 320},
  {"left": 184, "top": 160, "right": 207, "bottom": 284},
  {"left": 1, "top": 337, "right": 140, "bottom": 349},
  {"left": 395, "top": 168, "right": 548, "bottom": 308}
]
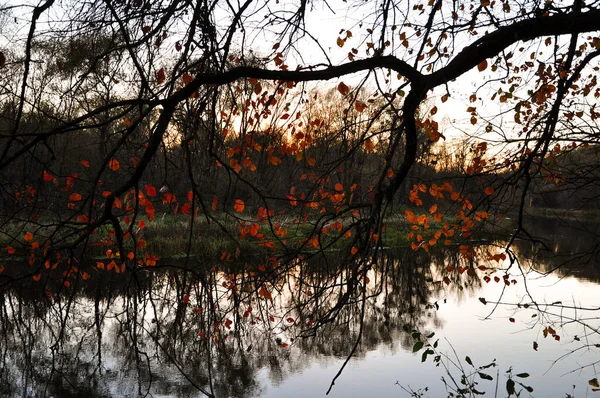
[{"left": 1, "top": 217, "right": 599, "bottom": 397}]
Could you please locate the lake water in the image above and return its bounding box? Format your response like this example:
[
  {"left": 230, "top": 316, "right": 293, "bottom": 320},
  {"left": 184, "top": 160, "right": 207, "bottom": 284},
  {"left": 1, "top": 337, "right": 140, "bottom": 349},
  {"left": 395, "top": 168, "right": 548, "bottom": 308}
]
[{"left": 1, "top": 217, "right": 600, "bottom": 397}]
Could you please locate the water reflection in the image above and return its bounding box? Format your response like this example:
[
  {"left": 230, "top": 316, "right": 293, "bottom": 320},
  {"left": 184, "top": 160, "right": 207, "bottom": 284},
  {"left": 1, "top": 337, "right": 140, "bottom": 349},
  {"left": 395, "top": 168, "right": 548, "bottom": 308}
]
[
  {"left": 0, "top": 247, "right": 485, "bottom": 397},
  {"left": 513, "top": 216, "right": 600, "bottom": 281},
  {"left": 1, "top": 227, "right": 599, "bottom": 397}
]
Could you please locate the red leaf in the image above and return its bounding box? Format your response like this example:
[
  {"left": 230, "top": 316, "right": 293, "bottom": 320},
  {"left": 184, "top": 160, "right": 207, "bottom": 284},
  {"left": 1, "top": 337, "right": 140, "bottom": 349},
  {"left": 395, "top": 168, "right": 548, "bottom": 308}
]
[
  {"left": 187, "top": 191, "right": 193, "bottom": 201},
  {"left": 253, "top": 82, "right": 262, "bottom": 95},
  {"left": 337, "top": 82, "right": 350, "bottom": 96},
  {"left": 477, "top": 59, "right": 488, "bottom": 72},
  {"left": 181, "top": 203, "right": 191, "bottom": 215},
  {"left": 43, "top": 170, "right": 53, "bottom": 181},
  {"left": 145, "top": 201, "right": 155, "bottom": 221},
  {"left": 145, "top": 184, "right": 157, "bottom": 197},
  {"left": 211, "top": 196, "right": 218, "bottom": 211},
  {"left": 258, "top": 286, "right": 272, "bottom": 300},
  {"left": 80, "top": 160, "right": 90, "bottom": 167},
  {"left": 156, "top": 67, "right": 166, "bottom": 84},
  {"left": 162, "top": 193, "right": 176, "bottom": 204},
  {"left": 24, "top": 232, "right": 34, "bottom": 242}
]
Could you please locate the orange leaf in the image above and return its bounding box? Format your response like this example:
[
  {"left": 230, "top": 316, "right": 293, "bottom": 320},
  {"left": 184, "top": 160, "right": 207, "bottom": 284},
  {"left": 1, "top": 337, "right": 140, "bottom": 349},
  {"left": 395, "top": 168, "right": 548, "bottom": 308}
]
[
  {"left": 211, "top": 196, "right": 218, "bottom": 211},
  {"left": 364, "top": 139, "right": 375, "bottom": 152},
  {"left": 306, "top": 157, "right": 316, "bottom": 167},
  {"left": 484, "top": 186, "right": 495, "bottom": 195},
  {"left": 334, "top": 183, "right": 343, "bottom": 192},
  {"left": 181, "top": 203, "right": 191, "bottom": 214},
  {"left": 24, "top": 232, "right": 34, "bottom": 242},
  {"left": 80, "top": 160, "right": 90, "bottom": 167},
  {"left": 156, "top": 67, "right": 166, "bottom": 84},
  {"left": 82, "top": 272, "right": 89, "bottom": 280},
  {"left": 336, "top": 37, "right": 345, "bottom": 47},
  {"left": 267, "top": 155, "right": 281, "bottom": 165},
  {"left": 69, "top": 193, "right": 82, "bottom": 202},
  {"left": 145, "top": 184, "right": 157, "bottom": 197},
  {"left": 123, "top": 117, "right": 132, "bottom": 127},
  {"left": 108, "top": 158, "right": 120, "bottom": 171},
  {"left": 6, "top": 245, "right": 15, "bottom": 255},
  {"left": 127, "top": 252, "right": 135, "bottom": 260},
  {"left": 337, "top": 82, "right": 350, "bottom": 96},
  {"left": 187, "top": 191, "right": 194, "bottom": 201},
  {"left": 351, "top": 246, "right": 358, "bottom": 255},
  {"left": 33, "top": 274, "right": 41, "bottom": 281},
  {"left": 234, "top": 199, "right": 245, "bottom": 213},
  {"left": 112, "top": 197, "right": 122, "bottom": 209}
]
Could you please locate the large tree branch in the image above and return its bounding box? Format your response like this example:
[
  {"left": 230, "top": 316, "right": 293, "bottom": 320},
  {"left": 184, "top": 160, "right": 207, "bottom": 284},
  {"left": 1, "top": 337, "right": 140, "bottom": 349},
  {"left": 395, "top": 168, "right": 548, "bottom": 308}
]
[
  {"left": 430, "top": 9, "right": 600, "bottom": 85},
  {"left": 172, "top": 55, "right": 423, "bottom": 102}
]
